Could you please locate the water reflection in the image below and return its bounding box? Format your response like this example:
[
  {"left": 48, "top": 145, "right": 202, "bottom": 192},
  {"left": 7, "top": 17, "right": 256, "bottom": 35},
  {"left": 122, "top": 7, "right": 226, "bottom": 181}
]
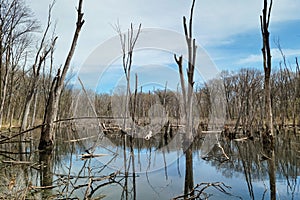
[
  {"left": 0, "top": 127, "right": 300, "bottom": 199},
  {"left": 184, "top": 145, "right": 194, "bottom": 198},
  {"left": 39, "top": 151, "right": 53, "bottom": 198}
]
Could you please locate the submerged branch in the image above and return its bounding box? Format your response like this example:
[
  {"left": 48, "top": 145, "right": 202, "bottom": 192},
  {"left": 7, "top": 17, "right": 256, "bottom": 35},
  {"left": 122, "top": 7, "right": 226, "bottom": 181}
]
[{"left": 172, "top": 182, "right": 242, "bottom": 200}]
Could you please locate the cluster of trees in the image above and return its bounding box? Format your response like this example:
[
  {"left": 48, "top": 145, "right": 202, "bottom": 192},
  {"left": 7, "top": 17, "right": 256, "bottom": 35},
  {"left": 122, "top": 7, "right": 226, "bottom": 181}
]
[
  {"left": 93, "top": 66, "right": 300, "bottom": 131},
  {"left": 0, "top": 0, "right": 39, "bottom": 130},
  {"left": 0, "top": 0, "right": 84, "bottom": 150},
  {"left": 1, "top": 0, "right": 299, "bottom": 199},
  {"left": 0, "top": 0, "right": 299, "bottom": 147},
  {"left": 221, "top": 65, "right": 300, "bottom": 132}
]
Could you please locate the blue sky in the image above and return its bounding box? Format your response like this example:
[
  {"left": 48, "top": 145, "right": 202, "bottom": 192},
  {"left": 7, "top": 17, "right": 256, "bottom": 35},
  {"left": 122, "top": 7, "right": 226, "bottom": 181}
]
[{"left": 27, "top": 0, "right": 300, "bottom": 93}]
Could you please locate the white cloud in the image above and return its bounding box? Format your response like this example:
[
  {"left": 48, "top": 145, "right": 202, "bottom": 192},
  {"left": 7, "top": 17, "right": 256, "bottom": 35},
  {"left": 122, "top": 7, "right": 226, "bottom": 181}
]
[
  {"left": 237, "top": 48, "right": 300, "bottom": 65},
  {"left": 26, "top": 0, "right": 300, "bottom": 72}
]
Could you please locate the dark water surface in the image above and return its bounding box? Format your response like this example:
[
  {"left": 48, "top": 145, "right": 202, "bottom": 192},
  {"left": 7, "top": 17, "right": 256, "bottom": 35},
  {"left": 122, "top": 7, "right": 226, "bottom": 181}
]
[{"left": 1, "top": 127, "right": 300, "bottom": 199}]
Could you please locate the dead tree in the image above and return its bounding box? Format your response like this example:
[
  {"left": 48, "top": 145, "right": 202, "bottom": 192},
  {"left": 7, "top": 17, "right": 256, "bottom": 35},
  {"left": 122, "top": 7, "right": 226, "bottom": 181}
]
[
  {"left": 115, "top": 23, "right": 141, "bottom": 130},
  {"left": 260, "top": 0, "right": 273, "bottom": 138},
  {"left": 174, "top": 0, "right": 197, "bottom": 142},
  {"left": 38, "top": 0, "right": 85, "bottom": 150}
]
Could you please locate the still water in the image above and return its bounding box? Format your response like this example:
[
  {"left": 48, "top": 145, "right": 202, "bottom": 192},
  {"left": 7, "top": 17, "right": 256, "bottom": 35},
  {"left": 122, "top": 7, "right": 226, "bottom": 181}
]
[{"left": 1, "top": 126, "right": 300, "bottom": 199}]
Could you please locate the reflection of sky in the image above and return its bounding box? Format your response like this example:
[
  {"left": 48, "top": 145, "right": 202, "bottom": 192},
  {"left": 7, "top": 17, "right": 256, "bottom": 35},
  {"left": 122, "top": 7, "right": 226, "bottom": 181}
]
[{"left": 53, "top": 137, "right": 300, "bottom": 200}]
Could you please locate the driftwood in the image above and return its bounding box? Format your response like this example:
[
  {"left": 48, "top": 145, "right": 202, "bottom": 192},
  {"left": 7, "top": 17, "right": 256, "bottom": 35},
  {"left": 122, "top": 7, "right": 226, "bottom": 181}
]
[
  {"left": 217, "top": 143, "right": 230, "bottom": 161},
  {"left": 80, "top": 153, "right": 108, "bottom": 160},
  {"left": 202, "top": 130, "right": 222, "bottom": 134},
  {"left": 64, "top": 135, "right": 97, "bottom": 143},
  {"left": 30, "top": 185, "right": 57, "bottom": 190},
  {"left": 233, "top": 137, "right": 249, "bottom": 142},
  {"left": 0, "top": 149, "right": 30, "bottom": 154},
  {"left": 73, "top": 171, "right": 120, "bottom": 190},
  {"left": 2, "top": 160, "right": 33, "bottom": 164}
]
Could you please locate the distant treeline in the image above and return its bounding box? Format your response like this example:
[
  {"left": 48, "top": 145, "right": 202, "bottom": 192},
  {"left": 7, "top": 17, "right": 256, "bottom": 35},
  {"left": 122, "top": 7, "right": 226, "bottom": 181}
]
[
  {"left": 1, "top": 54, "right": 299, "bottom": 132},
  {"left": 0, "top": 0, "right": 299, "bottom": 133}
]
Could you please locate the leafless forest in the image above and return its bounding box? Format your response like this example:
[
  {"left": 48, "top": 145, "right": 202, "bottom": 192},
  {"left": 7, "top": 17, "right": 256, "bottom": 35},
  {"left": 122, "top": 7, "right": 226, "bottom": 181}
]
[{"left": 0, "top": 0, "right": 299, "bottom": 199}]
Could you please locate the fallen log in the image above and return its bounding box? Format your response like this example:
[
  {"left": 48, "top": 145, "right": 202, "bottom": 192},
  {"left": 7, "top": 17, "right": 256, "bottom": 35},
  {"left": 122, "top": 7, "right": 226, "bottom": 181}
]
[
  {"left": 80, "top": 153, "right": 108, "bottom": 159},
  {"left": 65, "top": 135, "right": 97, "bottom": 143},
  {"left": 201, "top": 130, "right": 222, "bottom": 134},
  {"left": 2, "top": 160, "right": 33, "bottom": 164}
]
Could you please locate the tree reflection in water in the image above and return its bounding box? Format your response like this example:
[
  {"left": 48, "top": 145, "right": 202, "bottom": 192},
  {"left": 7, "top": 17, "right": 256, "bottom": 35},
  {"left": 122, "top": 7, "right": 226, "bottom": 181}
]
[
  {"left": 184, "top": 145, "right": 194, "bottom": 198},
  {"left": 39, "top": 150, "right": 53, "bottom": 199},
  {"left": 0, "top": 127, "right": 300, "bottom": 199}
]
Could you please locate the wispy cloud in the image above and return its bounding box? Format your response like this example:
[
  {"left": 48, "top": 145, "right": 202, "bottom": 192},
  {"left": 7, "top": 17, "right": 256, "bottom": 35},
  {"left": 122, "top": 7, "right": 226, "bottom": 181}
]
[
  {"left": 27, "top": 0, "right": 300, "bottom": 67},
  {"left": 237, "top": 48, "right": 300, "bottom": 65}
]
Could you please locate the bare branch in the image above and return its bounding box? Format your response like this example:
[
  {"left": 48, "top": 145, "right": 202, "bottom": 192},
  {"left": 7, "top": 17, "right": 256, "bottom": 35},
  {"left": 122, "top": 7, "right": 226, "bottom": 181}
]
[
  {"left": 60, "top": 0, "right": 84, "bottom": 83},
  {"left": 267, "top": 0, "right": 273, "bottom": 28},
  {"left": 183, "top": 16, "right": 189, "bottom": 43},
  {"left": 189, "top": 0, "right": 196, "bottom": 39},
  {"left": 33, "top": 0, "right": 54, "bottom": 75}
]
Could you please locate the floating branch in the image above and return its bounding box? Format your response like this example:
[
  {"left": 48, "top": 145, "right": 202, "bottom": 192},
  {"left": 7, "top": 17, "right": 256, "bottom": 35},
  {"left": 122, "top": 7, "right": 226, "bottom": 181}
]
[{"left": 80, "top": 153, "right": 108, "bottom": 160}]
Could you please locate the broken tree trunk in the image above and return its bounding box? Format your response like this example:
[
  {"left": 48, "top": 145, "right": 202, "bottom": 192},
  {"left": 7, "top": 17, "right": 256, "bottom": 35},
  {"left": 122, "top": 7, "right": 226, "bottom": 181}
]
[
  {"left": 174, "top": 0, "right": 197, "bottom": 143},
  {"left": 38, "top": 0, "right": 85, "bottom": 150},
  {"left": 260, "top": 0, "right": 273, "bottom": 138}
]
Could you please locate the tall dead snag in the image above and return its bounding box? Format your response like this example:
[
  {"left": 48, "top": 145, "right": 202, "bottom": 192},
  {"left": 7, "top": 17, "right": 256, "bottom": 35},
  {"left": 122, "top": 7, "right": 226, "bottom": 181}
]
[
  {"left": 174, "top": 0, "right": 197, "bottom": 142},
  {"left": 115, "top": 24, "right": 141, "bottom": 198},
  {"left": 260, "top": 2, "right": 276, "bottom": 199},
  {"left": 38, "top": 0, "right": 85, "bottom": 150},
  {"left": 115, "top": 23, "right": 141, "bottom": 130},
  {"left": 260, "top": 0, "right": 273, "bottom": 138}
]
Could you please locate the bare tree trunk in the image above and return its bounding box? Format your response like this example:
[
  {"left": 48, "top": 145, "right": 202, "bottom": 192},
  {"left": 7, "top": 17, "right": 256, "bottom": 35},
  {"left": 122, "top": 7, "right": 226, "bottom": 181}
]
[
  {"left": 5, "top": 64, "right": 18, "bottom": 127},
  {"left": 0, "top": 43, "right": 11, "bottom": 129},
  {"left": 268, "top": 149, "right": 276, "bottom": 200},
  {"left": 174, "top": 0, "right": 197, "bottom": 144},
  {"left": 115, "top": 23, "right": 141, "bottom": 131},
  {"left": 174, "top": 56, "right": 186, "bottom": 116},
  {"left": 184, "top": 146, "right": 194, "bottom": 197},
  {"left": 125, "top": 76, "right": 130, "bottom": 129},
  {"left": 0, "top": 63, "right": 8, "bottom": 129},
  {"left": 31, "top": 90, "right": 38, "bottom": 127},
  {"left": 132, "top": 73, "right": 138, "bottom": 124},
  {"left": 260, "top": 0, "right": 273, "bottom": 138},
  {"left": 39, "top": 0, "right": 85, "bottom": 150},
  {"left": 9, "top": 105, "right": 14, "bottom": 130}
]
